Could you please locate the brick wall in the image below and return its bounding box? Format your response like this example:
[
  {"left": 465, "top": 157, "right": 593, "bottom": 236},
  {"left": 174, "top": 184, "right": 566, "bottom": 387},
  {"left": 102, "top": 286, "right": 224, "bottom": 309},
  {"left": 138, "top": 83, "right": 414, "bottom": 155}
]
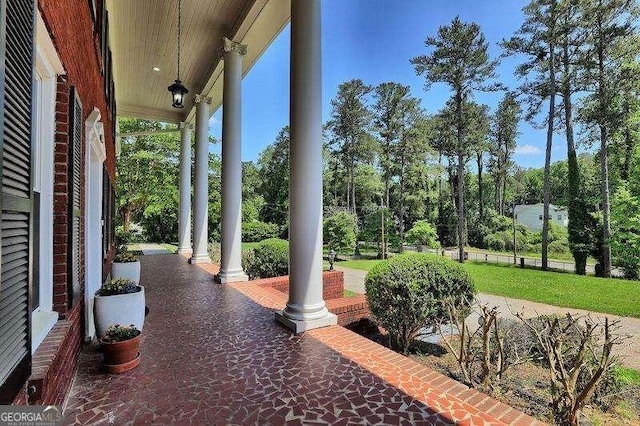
[
  {"left": 255, "top": 271, "right": 345, "bottom": 301},
  {"left": 325, "top": 294, "right": 370, "bottom": 326},
  {"left": 39, "top": 0, "right": 116, "bottom": 178},
  {"left": 10, "top": 0, "right": 117, "bottom": 406},
  {"left": 28, "top": 304, "right": 82, "bottom": 405},
  {"left": 52, "top": 76, "right": 72, "bottom": 316}
]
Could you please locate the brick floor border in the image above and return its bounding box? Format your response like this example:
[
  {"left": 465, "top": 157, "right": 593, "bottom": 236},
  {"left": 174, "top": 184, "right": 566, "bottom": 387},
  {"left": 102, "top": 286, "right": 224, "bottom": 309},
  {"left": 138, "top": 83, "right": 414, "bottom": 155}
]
[{"left": 229, "top": 279, "right": 544, "bottom": 426}]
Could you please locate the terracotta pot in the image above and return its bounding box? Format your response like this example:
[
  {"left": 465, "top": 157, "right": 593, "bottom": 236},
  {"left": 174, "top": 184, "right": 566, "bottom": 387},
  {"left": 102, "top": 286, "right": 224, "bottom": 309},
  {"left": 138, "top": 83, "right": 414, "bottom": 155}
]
[{"left": 100, "top": 334, "right": 141, "bottom": 373}]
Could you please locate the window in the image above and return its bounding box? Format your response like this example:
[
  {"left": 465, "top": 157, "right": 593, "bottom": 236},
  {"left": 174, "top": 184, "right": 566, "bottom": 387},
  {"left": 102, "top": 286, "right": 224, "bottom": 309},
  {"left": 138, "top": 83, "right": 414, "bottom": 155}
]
[
  {"left": 539, "top": 215, "right": 543, "bottom": 220},
  {"left": 557, "top": 215, "right": 562, "bottom": 221},
  {"left": 30, "top": 12, "right": 64, "bottom": 353}
]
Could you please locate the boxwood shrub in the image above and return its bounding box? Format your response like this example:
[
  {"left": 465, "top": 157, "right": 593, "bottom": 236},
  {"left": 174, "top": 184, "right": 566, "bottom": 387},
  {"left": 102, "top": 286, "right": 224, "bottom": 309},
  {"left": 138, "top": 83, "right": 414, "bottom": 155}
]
[
  {"left": 246, "top": 238, "right": 289, "bottom": 279},
  {"left": 242, "top": 221, "right": 280, "bottom": 243},
  {"left": 365, "top": 253, "right": 476, "bottom": 353}
]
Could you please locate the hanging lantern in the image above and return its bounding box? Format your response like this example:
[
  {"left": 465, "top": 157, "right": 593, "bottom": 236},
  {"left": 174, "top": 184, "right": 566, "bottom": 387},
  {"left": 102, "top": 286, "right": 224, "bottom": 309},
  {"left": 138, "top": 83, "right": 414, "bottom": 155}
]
[
  {"left": 168, "top": 0, "right": 188, "bottom": 108},
  {"left": 168, "top": 79, "right": 188, "bottom": 108}
]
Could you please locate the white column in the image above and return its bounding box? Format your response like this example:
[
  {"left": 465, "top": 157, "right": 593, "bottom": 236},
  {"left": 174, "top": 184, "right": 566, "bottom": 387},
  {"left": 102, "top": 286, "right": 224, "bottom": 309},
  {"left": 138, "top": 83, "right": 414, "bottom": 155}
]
[
  {"left": 177, "top": 122, "right": 193, "bottom": 255},
  {"left": 190, "top": 95, "right": 212, "bottom": 264},
  {"left": 217, "top": 38, "right": 249, "bottom": 283},
  {"left": 275, "top": 0, "right": 336, "bottom": 333}
]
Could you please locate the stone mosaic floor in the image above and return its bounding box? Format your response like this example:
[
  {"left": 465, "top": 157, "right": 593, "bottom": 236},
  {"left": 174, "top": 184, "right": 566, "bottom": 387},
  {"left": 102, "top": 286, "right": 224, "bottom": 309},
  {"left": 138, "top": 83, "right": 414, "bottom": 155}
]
[{"left": 63, "top": 254, "right": 542, "bottom": 425}]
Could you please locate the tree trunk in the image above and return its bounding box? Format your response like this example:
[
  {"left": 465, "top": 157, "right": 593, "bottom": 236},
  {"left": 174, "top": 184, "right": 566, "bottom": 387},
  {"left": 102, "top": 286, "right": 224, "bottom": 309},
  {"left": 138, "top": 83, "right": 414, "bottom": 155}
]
[
  {"left": 122, "top": 208, "right": 131, "bottom": 233},
  {"left": 542, "top": 0, "right": 557, "bottom": 271},
  {"left": 399, "top": 156, "right": 406, "bottom": 253},
  {"left": 622, "top": 97, "right": 633, "bottom": 181},
  {"left": 597, "top": 12, "right": 612, "bottom": 278},
  {"left": 477, "top": 152, "right": 484, "bottom": 219},
  {"left": 456, "top": 90, "right": 465, "bottom": 263},
  {"left": 562, "top": 25, "right": 588, "bottom": 276}
]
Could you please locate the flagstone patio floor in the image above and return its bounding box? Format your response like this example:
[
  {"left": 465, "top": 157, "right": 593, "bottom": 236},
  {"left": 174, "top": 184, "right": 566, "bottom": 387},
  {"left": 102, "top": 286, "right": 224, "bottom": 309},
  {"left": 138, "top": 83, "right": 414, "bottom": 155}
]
[{"left": 63, "top": 254, "right": 543, "bottom": 425}]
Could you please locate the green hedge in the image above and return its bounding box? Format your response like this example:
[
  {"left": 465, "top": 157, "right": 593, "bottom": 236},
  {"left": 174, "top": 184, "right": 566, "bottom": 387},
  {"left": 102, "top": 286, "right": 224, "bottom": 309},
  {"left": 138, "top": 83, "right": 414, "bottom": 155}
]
[
  {"left": 246, "top": 238, "right": 289, "bottom": 279},
  {"left": 242, "top": 221, "right": 280, "bottom": 243},
  {"left": 365, "top": 253, "right": 476, "bottom": 353}
]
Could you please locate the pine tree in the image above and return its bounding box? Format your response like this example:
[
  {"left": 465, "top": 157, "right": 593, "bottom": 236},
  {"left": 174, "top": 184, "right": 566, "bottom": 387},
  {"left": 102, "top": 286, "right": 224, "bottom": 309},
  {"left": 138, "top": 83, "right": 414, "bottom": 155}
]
[
  {"left": 412, "top": 16, "right": 500, "bottom": 263},
  {"left": 503, "top": 0, "right": 560, "bottom": 271}
]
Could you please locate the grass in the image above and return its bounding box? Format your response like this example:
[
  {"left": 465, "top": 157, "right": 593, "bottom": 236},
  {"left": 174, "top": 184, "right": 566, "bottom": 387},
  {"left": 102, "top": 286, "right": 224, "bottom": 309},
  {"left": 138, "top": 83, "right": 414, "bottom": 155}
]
[
  {"left": 343, "top": 289, "right": 358, "bottom": 298},
  {"left": 160, "top": 243, "right": 177, "bottom": 253},
  {"left": 617, "top": 366, "right": 640, "bottom": 386},
  {"left": 241, "top": 242, "right": 261, "bottom": 251},
  {"left": 337, "top": 258, "right": 640, "bottom": 318}
]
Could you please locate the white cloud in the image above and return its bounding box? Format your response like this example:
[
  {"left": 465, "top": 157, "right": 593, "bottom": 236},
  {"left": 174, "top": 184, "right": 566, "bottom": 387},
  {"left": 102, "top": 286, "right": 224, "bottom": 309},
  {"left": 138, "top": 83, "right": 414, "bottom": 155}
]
[{"left": 515, "top": 144, "right": 543, "bottom": 155}]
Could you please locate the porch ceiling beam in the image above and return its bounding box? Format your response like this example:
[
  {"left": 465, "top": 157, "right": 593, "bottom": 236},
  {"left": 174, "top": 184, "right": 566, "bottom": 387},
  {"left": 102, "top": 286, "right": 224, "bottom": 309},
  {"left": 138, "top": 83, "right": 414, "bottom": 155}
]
[
  {"left": 184, "top": 0, "right": 290, "bottom": 121},
  {"left": 117, "top": 129, "right": 180, "bottom": 138},
  {"left": 117, "top": 104, "right": 184, "bottom": 124}
]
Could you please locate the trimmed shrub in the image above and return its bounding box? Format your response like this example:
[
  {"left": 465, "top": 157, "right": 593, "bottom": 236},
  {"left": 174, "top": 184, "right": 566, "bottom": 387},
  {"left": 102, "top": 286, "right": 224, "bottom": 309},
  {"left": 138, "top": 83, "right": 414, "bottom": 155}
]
[
  {"left": 247, "top": 238, "right": 289, "bottom": 279},
  {"left": 365, "top": 253, "right": 476, "bottom": 353},
  {"left": 242, "top": 221, "right": 279, "bottom": 243}
]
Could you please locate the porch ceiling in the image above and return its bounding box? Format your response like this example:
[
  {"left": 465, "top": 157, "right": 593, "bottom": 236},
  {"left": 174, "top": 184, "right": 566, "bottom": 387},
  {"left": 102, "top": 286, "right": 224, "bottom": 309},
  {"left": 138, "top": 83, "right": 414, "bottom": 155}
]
[{"left": 106, "top": 0, "right": 290, "bottom": 124}]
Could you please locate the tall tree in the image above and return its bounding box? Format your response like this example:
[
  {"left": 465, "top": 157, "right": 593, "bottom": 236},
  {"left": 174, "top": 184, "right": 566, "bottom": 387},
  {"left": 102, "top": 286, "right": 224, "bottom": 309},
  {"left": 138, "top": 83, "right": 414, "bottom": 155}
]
[
  {"left": 557, "top": 0, "right": 592, "bottom": 275},
  {"left": 116, "top": 119, "right": 180, "bottom": 233},
  {"left": 467, "top": 102, "right": 491, "bottom": 218},
  {"left": 395, "top": 111, "right": 429, "bottom": 251},
  {"left": 579, "top": 0, "right": 639, "bottom": 277},
  {"left": 412, "top": 16, "right": 500, "bottom": 263},
  {"left": 503, "top": 0, "right": 560, "bottom": 271},
  {"left": 257, "top": 127, "right": 290, "bottom": 227},
  {"left": 489, "top": 92, "right": 521, "bottom": 216},
  {"left": 372, "top": 82, "right": 422, "bottom": 253},
  {"left": 327, "top": 79, "right": 375, "bottom": 215}
]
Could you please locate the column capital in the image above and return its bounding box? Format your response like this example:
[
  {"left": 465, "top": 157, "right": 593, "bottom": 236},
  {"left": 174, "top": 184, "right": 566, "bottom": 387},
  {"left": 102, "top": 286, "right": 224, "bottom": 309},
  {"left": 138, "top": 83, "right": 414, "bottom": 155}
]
[
  {"left": 195, "top": 94, "right": 212, "bottom": 104},
  {"left": 179, "top": 122, "right": 194, "bottom": 130},
  {"left": 223, "top": 37, "right": 248, "bottom": 56}
]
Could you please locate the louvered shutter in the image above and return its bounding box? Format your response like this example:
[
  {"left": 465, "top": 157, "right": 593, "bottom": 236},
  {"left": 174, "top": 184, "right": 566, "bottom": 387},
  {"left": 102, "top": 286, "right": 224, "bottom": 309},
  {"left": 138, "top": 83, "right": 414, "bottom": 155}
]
[
  {"left": 68, "top": 88, "right": 82, "bottom": 307},
  {"left": 0, "top": 0, "right": 36, "bottom": 403}
]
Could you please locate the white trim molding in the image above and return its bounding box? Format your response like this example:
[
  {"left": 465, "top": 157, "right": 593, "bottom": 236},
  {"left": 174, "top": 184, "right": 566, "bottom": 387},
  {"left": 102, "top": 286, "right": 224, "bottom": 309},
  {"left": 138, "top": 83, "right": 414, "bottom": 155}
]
[
  {"left": 84, "top": 108, "right": 106, "bottom": 341},
  {"left": 31, "top": 11, "right": 64, "bottom": 353}
]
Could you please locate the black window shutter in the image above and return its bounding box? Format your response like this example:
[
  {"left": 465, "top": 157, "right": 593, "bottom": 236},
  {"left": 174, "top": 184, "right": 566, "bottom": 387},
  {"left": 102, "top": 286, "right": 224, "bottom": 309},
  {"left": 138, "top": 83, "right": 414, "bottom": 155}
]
[
  {"left": 0, "top": 0, "right": 36, "bottom": 403},
  {"left": 68, "top": 88, "right": 82, "bottom": 308}
]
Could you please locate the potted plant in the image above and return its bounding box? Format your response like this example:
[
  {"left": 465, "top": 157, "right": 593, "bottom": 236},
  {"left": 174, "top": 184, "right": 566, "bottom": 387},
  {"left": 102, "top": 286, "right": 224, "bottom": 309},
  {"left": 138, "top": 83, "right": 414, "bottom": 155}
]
[
  {"left": 94, "top": 278, "right": 146, "bottom": 338},
  {"left": 112, "top": 230, "right": 140, "bottom": 284},
  {"left": 100, "top": 324, "right": 141, "bottom": 373}
]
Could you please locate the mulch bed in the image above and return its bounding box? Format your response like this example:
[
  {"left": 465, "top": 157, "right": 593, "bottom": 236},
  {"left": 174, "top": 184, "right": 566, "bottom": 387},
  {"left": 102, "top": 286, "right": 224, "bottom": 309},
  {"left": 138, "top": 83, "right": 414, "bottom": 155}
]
[{"left": 347, "top": 319, "right": 640, "bottom": 425}]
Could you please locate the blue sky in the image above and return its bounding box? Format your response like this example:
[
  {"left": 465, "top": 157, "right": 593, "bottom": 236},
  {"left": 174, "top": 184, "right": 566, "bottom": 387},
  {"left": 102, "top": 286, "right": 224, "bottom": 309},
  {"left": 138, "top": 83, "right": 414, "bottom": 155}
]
[{"left": 209, "top": 0, "right": 570, "bottom": 168}]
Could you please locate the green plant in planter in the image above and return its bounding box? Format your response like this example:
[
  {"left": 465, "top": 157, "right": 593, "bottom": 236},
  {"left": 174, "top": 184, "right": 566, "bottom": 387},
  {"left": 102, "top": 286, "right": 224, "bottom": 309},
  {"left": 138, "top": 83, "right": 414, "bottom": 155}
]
[
  {"left": 101, "top": 324, "right": 140, "bottom": 343},
  {"left": 115, "top": 229, "right": 133, "bottom": 255},
  {"left": 114, "top": 251, "right": 138, "bottom": 263},
  {"left": 97, "top": 278, "right": 140, "bottom": 296}
]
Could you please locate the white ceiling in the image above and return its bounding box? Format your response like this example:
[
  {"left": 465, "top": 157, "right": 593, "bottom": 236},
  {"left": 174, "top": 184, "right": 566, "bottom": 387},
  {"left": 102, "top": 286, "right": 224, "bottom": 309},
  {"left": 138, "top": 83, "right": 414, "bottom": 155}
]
[{"left": 106, "top": 0, "right": 290, "bottom": 124}]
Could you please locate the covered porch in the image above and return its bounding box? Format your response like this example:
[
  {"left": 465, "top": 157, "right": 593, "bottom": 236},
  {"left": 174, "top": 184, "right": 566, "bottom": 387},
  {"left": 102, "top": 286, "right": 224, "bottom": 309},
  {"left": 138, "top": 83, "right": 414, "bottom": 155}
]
[{"left": 64, "top": 254, "right": 536, "bottom": 425}]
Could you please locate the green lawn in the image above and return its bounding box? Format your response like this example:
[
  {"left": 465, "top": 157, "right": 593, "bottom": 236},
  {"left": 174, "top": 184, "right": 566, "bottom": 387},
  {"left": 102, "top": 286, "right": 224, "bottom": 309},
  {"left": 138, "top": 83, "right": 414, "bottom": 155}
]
[
  {"left": 337, "top": 258, "right": 640, "bottom": 318},
  {"left": 241, "top": 242, "right": 261, "bottom": 251},
  {"left": 160, "top": 243, "right": 178, "bottom": 253},
  {"left": 617, "top": 366, "right": 640, "bottom": 386}
]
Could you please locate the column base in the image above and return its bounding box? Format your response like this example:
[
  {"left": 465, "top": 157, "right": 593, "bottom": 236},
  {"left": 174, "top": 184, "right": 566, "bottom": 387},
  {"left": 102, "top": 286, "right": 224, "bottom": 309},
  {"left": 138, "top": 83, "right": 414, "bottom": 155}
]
[
  {"left": 215, "top": 269, "right": 249, "bottom": 284},
  {"left": 275, "top": 310, "right": 337, "bottom": 334},
  {"left": 189, "top": 254, "right": 211, "bottom": 264},
  {"left": 177, "top": 247, "right": 192, "bottom": 255}
]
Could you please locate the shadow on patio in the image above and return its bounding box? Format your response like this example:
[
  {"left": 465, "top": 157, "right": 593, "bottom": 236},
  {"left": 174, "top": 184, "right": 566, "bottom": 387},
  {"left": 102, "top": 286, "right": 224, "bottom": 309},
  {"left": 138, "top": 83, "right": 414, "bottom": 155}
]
[{"left": 63, "top": 254, "right": 541, "bottom": 425}]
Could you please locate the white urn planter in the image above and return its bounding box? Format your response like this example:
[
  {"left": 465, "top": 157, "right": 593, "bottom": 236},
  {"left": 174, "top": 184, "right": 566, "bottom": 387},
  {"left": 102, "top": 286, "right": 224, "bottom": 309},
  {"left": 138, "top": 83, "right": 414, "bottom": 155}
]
[
  {"left": 111, "top": 260, "right": 141, "bottom": 285},
  {"left": 94, "top": 286, "right": 146, "bottom": 338}
]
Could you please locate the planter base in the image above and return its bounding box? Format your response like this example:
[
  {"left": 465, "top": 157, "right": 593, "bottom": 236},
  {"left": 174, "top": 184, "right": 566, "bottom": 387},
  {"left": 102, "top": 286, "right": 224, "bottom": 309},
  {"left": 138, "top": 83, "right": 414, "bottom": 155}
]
[{"left": 104, "top": 353, "right": 140, "bottom": 374}]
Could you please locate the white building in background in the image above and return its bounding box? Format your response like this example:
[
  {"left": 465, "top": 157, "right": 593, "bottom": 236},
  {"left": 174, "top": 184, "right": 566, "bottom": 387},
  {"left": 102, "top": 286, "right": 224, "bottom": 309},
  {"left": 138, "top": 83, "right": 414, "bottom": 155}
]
[{"left": 514, "top": 203, "right": 569, "bottom": 232}]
